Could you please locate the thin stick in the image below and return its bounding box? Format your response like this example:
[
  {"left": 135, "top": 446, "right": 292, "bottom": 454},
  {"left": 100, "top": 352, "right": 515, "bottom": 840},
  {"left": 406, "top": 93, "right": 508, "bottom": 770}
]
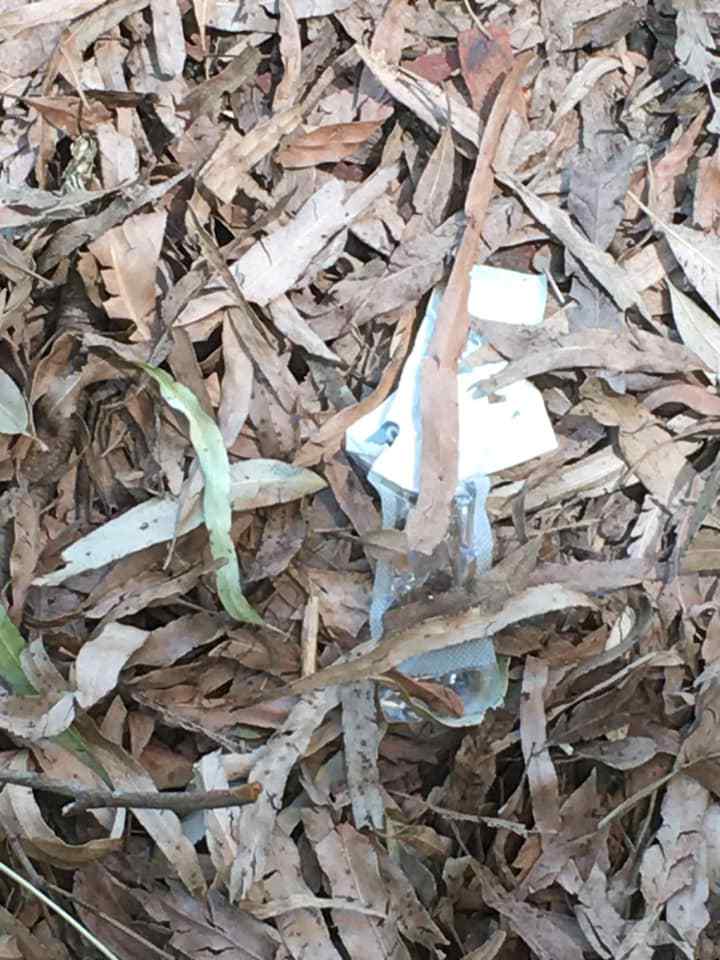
[
  {"left": 0, "top": 860, "right": 121, "bottom": 960},
  {"left": 301, "top": 594, "right": 319, "bottom": 677},
  {"left": 0, "top": 770, "right": 261, "bottom": 814}
]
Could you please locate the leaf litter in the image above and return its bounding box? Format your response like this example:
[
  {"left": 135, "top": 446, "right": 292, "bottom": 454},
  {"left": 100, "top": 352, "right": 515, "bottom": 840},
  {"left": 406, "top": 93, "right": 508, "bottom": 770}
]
[{"left": 1, "top": 2, "right": 720, "bottom": 959}]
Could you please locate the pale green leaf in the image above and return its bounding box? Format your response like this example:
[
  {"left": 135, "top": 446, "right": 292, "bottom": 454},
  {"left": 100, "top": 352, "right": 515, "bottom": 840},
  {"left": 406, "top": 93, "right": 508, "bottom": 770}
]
[
  {"left": 0, "top": 370, "right": 28, "bottom": 436},
  {"left": 140, "top": 364, "right": 262, "bottom": 624},
  {"left": 0, "top": 605, "right": 33, "bottom": 694},
  {"left": 0, "top": 605, "right": 107, "bottom": 777}
]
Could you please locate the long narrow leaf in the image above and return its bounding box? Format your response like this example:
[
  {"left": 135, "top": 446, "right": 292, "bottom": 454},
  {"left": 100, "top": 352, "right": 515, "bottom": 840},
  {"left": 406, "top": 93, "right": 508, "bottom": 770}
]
[{"left": 140, "top": 364, "right": 262, "bottom": 624}]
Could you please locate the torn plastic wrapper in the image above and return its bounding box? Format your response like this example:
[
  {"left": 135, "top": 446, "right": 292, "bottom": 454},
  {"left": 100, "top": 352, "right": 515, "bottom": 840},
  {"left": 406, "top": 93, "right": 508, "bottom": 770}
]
[{"left": 346, "top": 264, "right": 557, "bottom": 727}]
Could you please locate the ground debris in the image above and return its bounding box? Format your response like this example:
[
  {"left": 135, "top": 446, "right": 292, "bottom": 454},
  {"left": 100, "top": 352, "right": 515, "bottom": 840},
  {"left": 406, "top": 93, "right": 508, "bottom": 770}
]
[{"left": 0, "top": 2, "right": 720, "bottom": 959}]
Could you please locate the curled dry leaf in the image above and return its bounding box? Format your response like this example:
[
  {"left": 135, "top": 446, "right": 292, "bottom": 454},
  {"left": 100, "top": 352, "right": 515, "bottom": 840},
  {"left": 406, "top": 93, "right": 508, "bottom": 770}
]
[
  {"left": 88, "top": 212, "right": 166, "bottom": 341},
  {"left": 269, "top": 581, "right": 596, "bottom": 701}
]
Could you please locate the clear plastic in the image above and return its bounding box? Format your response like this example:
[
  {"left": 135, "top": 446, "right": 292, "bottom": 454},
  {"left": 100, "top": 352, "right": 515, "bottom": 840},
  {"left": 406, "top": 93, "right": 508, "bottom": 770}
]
[{"left": 368, "top": 467, "right": 508, "bottom": 727}]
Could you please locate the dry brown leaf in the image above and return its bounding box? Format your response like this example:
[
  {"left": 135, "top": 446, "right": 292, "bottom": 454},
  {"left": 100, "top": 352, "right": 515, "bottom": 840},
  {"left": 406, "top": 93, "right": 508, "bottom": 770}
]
[
  {"left": 42, "top": 0, "right": 150, "bottom": 93},
  {"left": 260, "top": 828, "right": 345, "bottom": 959},
  {"left": 577, "top": 379, "right": 694, "bottom": 508},
  {"left": 408, "top": 123, "right": 455, "bottom": 231},
  {"left": 22, "top": 95, "right": 112, "bottom": 137},
  {"left": 218, "top": 313, "right": 254, "bottom": 448},
  {"left": 694, "top": 148, "right": 720, "bottom": 231},
  {"left": 0, "top": 0, "right": 109, "bottom": 39},
  {"left": 552, "top": 56, "right": 621, "bottom": 125},
  {"left": 635, "top": 775, "right": 711, "bottom": 954},
  {"left": 74, "top": 623, "right": 149, "bottom": 709},
  {"left": 275, "top": 580, "right": 595, "bottom": 701},
  {"left": 229, "top": 687, "right": 340, "bottom": 900},
  {"left": 457, "top": 27, "right": 514, "bottom": 113},
  {"left": 150, "top": 0, "right": 185, "bottom": 78},
  {"left": 356, "top": 44, "right": 480, "bottom": 143},
  {"left": 521, "top": 657, "right": 560, "bottom": 837},
  {"left": 9, "top": 491, "right": 43, "bottom": 622},
  {"left": 650, "top": 110, "right": 707, "bottom": 220},
  {"left": 231, "top": 166, "right": 398, "bottom": 305},
  {"left": 667, "top": 279, "right": 720, "bottom": 374},
  {"left": 199, "top": 107, "right": 303, "bottom": 204},
  {"left": 370, "top": 0, "right": 407, "bottom": 62},
  {"left": 194, "top": 750, "right": 238, "bottom": 884},
  {"left": 277, "top": 120, "right": 382, "bottom": 168},
  {"left": 0, "top": 692, "right": 75, "bottom": 741},
  {"left": 274, "top": 0, "right": 302, "bottom": 111},
  {"left": 472, "top": 863, "right": 585, "bottom": 960},
  {"left": 499, "top": 174, "right": 650, "bottom": 320},
  {"left": 267, "top": 294, "right": 341, "bottom": 361},
  {"left": 574, "top": 737, "right": 657, "bottom": 770},
  {"left": 88, "top": 211, "right": 166, "bottom": 340},
  {"left": 327, "top": 210, "right": 464, "bottom": 330},
  {"left": 303, "top": 810, "right": 406, "bottom": 958},
  {"left": 660, "top": 221, "right": 720, "bottom": 322},
  {"left": 145, "top": 887, "right": 279, "bottom": 959},
  {"left": 295, "top": 305, "right": 413, "bottom": 466},
  {"left": 406, "top": 52, "right": 530, "bottom": 554},
  {"left": 472, "top": 328, "right": 705, "bottom": 393},
  {"left": 3, "top": 2, "right": 720, "bottom": 953},
  {"left": 303, "top": 568, "right": 371, "bottom": 638}
]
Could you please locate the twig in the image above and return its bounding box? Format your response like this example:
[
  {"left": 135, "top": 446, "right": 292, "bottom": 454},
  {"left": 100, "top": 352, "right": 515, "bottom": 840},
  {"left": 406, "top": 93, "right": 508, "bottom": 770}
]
[
  {"left": 301, "top": 593, "right": 319, "bottom": 677},
  {"left": 0, "top": 770, "right": 261, "bottom": 814}
]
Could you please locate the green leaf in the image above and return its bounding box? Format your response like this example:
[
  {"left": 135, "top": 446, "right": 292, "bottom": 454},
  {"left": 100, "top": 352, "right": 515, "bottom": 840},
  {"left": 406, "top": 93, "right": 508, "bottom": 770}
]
[
  {"left": 0, "top": 605, "right": 108, "bottom": 780},
  {"left": 140, "top": 364, "right": 262, "bottom": 624},
  {"left": 0, "top": 605, "right": 34, "bottom": 694},
  {"left": 0, "top": 370, "right": 29, "bottom": 436}
]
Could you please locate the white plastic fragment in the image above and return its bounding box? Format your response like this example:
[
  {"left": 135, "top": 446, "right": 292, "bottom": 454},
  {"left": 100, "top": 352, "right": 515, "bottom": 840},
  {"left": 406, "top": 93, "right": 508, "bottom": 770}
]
[{"left": 346, "top": 266, "right": 557, "bottom": 492}]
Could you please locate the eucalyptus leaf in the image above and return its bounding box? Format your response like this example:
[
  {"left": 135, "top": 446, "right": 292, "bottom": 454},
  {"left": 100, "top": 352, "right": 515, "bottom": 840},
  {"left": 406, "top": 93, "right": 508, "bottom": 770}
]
[
  {"left": 667, "top": 280, "right": 720, "bottom": 375},
  {"left": 33, "top": 459, "right": 326, "bottom": 587},
  {"left": 140, "top": 364, "right": 262, "bottom": 624}
]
